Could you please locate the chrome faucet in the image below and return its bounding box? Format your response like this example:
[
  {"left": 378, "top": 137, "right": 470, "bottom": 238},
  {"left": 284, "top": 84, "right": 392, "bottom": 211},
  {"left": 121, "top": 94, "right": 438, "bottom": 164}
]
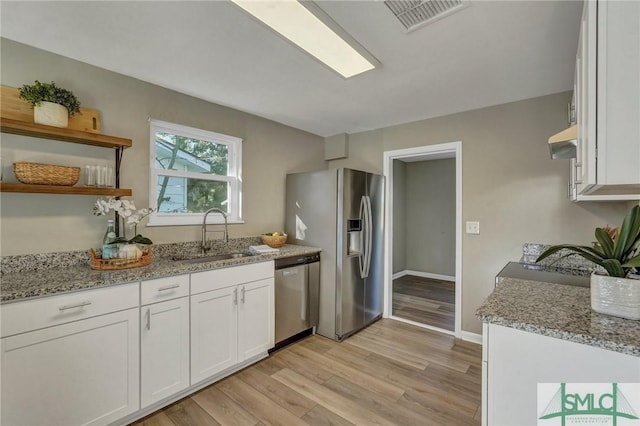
[{"left": 201, "top": 207, "right": 229, "bottom": 253}]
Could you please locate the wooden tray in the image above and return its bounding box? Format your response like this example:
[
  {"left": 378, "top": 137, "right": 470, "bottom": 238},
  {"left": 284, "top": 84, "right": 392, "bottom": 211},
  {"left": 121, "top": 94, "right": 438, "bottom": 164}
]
[
  {"left": 90, "top": 246, "right": 152, "bottom": 270},
  {"left": 1, "top": 85, "right": 101, "bottom": 133}
]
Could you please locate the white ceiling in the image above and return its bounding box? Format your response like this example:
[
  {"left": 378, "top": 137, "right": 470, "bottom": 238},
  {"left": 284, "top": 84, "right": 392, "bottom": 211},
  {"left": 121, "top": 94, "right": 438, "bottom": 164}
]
[{"left": 0, "top": 1, "right": 582, "bottom": 137}]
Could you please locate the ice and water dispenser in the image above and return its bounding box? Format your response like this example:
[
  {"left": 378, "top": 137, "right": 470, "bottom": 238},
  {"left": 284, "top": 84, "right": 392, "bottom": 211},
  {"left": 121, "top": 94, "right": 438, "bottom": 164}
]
[{"left": 347, "top": 219, "right": 362, "bottom": 256}]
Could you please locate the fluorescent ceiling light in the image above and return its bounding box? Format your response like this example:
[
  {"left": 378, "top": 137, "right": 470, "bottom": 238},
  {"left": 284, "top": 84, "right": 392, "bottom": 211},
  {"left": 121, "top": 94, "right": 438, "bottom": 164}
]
[{"left": 232, "top": 0, "right": 376, "bottom": 78}]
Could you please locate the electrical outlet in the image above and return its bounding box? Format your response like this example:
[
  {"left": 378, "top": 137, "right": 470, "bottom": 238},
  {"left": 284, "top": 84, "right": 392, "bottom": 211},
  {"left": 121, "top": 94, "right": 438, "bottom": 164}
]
[{"left": 466, "top": 221, "right": 480, "bottom": 235}]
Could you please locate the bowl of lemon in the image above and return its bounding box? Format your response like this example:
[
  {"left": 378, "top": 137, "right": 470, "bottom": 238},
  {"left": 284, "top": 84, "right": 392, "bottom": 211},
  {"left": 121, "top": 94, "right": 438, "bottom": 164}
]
[{"left": 261, "top": 232, "right": 287, "bottom": 248}]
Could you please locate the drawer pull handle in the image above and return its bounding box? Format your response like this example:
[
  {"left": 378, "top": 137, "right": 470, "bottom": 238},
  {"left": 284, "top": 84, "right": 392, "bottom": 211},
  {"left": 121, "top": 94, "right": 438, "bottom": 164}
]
[
  {"left": 158, "top": 284, "right": 180, "bottom": 292},
  {"left": 241, "top": 286, "right": 245, "bottom": 304},
  {"left": 146, "top": 308, "right": 151, "bottom": 330},
  {"left": 58, "top": 301, "right": 92, "bottom": 311}
]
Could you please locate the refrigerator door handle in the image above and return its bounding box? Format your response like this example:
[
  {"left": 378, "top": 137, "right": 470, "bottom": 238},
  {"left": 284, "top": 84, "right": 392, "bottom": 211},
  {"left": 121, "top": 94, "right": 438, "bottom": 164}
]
[
  {"left": 359, "top": 195, "right": 373, "bottom": 279},
  {"left": 359, "top": 196, "right": 367, "bottom": 279},
  {"left": 364, "top": 195, "right": 373, "bottom": 278}
]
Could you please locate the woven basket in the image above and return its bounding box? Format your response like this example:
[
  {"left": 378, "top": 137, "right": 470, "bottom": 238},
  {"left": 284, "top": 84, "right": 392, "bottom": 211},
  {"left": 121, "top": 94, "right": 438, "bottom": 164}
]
[
  {"left": 13, "top": 161, "right": 80, "bottom": 186},
  {"left": 90, "top": 245, "right": 153, "bottom": 270},
  {"left": 261, "top": 234, "right": 287, "bottom": 248}
]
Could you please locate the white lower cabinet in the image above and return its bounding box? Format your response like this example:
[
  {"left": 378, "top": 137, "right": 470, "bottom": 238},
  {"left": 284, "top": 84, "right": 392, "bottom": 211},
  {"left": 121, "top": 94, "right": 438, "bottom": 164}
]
[
  {"left": 482, "top": 323, "right": 640, "bottom": 426},
  {"left": 141, "top": 296, "right": 190, "bottom": 408},
  {"left": 238, "top": 278, "right": 275, "bottom": 360},
  {"left": 190, "top": 261, "right": 275, "bottom": 385},
  {"left": 1, "top": 307, "right": 140, "bottom": 426},
  {"left": 191, "top": 286, "right": 239, "bottom": 383},
  {"left": 1, "top": 261, "right": 276, "bottom": 425}
]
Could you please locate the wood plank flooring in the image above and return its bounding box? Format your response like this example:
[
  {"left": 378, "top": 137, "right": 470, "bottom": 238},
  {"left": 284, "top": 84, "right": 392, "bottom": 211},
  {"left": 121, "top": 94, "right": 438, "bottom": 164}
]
[
  {"left": 132, "top": 319, "right": 481, "bottom": 426},
  {"left": 392, "top": 275, "right": 455, "bottom": 331}
]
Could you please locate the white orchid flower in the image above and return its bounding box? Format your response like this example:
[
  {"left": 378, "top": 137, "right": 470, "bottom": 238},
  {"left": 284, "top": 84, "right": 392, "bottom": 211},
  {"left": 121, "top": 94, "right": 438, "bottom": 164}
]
[{"left": 93, "top": 198, "right": 153, "bottom": 243}]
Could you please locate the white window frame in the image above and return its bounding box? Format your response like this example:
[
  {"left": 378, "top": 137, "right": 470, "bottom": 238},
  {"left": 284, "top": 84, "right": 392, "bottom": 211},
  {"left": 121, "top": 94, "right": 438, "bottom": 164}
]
[{"left": 148, "top": 119, "right": 243, "bottom": 226}]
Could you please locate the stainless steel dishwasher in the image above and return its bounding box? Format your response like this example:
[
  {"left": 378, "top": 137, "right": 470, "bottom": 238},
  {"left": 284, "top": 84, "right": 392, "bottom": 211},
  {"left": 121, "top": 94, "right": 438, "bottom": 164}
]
[{"left": 273, "top": 252, "right": 320, "bottom": 349}]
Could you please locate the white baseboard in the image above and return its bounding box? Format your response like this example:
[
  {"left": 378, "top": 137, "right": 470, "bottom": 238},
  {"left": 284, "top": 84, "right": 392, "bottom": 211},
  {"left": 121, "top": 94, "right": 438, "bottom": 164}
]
[
  {"left": 390, "top": 316, "right": 455, "bottom": 336},
  {"left": 460, "top": 331, "right": 483, "bottom": 345},
  {"left": 392, "top": 270, "right": 408, "bottom": 280},
  {"left": 393, "top": 269, "right": 455, "bottom": 282}
]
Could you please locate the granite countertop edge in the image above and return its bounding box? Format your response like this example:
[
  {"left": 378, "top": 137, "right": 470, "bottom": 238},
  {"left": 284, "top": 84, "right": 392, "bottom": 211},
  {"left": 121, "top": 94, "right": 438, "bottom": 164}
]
[
  {"left": 1, "top": 244, "right": 321, "bottom": 304},
  {"left": 476, "top": 278, "right": 640, "bottom": 357}
]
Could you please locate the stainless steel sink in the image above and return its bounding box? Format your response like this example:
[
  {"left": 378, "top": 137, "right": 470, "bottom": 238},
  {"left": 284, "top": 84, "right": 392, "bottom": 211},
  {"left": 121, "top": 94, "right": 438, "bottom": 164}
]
[{"left": 172, "top": 252, "right": 258, "bottom": 264}]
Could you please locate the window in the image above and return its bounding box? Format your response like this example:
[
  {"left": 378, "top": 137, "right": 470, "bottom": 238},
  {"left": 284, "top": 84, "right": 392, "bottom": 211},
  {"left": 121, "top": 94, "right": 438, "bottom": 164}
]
[{"left": 148, "top": 119, "right": 242, "bottom": 226}]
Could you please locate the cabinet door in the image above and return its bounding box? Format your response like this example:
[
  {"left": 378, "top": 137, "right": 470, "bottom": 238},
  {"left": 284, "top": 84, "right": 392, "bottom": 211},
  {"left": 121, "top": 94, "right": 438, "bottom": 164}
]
[
  {"left": 597, "top": 0, "right": 640, "bottom": 186},
  {"left": 141, "top": 297, "right": 190, "bottom": 408},
  {"left": 191, "top": 286, "right": 238, "bottom": 384},
  {"left": 238, "top": 278, "right": 274, "bottom": 361},
  {"left": 575, "top": 0, "right": 597, "bottom": 194},
  {"left": 1, "top": 308, "right": 139, "bottom": 426},
  {"left": 486, "top": 324, "right": 640, "bottom": 426}
]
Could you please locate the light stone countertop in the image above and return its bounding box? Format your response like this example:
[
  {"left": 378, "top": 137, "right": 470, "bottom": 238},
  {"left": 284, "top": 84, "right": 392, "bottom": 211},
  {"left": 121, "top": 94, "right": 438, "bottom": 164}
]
[
  {"left": 476, "top": 277, "right": 640, "bottom": 357},
  {"left": 1, "top": 243, "right": 320, "bottom": 304}
]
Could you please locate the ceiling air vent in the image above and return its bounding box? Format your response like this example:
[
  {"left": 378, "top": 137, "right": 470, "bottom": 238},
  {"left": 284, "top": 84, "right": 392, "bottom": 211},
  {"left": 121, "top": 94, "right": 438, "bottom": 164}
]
[{"left": 385, "top": 0, "right": 469, "bottom": 32}]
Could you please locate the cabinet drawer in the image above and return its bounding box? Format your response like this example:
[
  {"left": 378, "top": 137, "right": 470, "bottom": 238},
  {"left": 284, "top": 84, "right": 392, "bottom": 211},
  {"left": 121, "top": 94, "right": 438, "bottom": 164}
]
[
  {"left": 141, "top": 274, "right": 189, "bottom": 305},
  {"left": 1, "top": 283, "right": 139, "bottom": 338},
  {"left": 191, "top": 261, "right": 274, "bottom": 295}
]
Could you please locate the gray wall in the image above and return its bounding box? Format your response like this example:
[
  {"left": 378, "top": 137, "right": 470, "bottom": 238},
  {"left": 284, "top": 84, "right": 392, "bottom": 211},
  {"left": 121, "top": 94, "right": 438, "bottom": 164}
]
[
  {"left": 0, "top": 39, "right": 326, "bottom": 255},
  {"left": 405, "top": 159, "right": 456, "bottom": 277},
  {"left": 392, "top": 160, "right": 406, "bottom": 274},
  {"left": 330, "top": 92, "right": 634, "bottom": 335}
]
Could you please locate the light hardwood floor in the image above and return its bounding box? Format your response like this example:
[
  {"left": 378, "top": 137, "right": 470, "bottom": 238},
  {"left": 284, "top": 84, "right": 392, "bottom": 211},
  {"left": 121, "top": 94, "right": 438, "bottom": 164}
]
[
  {"left": 393, "top": 275, "right": 456, "bottom": 331},
  {"left": 132, "top": 319, "right": 481, "bottom": 426}
]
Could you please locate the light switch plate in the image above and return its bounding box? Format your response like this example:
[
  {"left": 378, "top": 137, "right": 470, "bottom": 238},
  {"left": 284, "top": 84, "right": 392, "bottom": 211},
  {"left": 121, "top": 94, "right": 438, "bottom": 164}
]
[{"left": 466, "top": 221, "right": 480, "bottom": 234}]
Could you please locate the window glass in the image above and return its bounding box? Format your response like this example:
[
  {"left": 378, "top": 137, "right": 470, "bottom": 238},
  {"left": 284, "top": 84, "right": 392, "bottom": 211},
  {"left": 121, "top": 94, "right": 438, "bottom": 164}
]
[
  {"left": 156, "top": 176, "right": 228, "bottom": 214},
  {"left": 154, "top": 132, "right": 229, "bottom": 175},
  {"left": 149, "top": 120, "right": 242, "bottom": 226}
]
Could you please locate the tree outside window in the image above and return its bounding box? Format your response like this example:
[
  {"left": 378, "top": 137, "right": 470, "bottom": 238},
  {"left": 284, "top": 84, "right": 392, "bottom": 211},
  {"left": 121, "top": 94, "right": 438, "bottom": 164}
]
[{"left": 149, "top": 120, "right": 242, "bottom": 226}]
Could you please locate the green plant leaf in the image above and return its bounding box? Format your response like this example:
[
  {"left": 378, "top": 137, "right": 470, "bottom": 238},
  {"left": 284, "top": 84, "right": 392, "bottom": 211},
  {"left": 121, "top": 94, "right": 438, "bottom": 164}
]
[
  {"left": 18, "top": 80, "right": 81, "bottom": 116},
  {"left": 128, "top": 234, "right": 153, "bottom": 245},
  {"left": 594, "top": 228, "right": 614, "bottom": 258},
  {"left": 602, "top": 259, "right": 626, "bottom": 278},
  {"left": 613, "top": 205, "right": 640, "bottom": 260},
  {"left": 108, "top": 237, "right": 128, "bottom": 245},
  {"left": 622, "top": 253, "right": 640, "bottom": 268},
  {"left": 536, "top": 244, "right": 605, "bottom": 266}
]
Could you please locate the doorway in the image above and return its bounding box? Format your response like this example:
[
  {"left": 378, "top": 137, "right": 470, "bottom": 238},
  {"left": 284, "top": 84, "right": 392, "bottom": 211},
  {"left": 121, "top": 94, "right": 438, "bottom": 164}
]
[{"left": 382, "top": 142, "right": 462, "bottom": 337}]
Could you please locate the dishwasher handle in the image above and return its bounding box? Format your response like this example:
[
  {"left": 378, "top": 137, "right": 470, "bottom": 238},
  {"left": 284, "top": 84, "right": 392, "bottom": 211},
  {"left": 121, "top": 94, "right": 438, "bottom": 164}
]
[{"left": 274, "top": 253, "right": 320, "bottom": 270}]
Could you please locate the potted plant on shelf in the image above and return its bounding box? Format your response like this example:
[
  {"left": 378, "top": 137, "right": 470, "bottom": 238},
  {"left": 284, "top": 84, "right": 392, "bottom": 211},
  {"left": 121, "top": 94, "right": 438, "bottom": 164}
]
[
  {"left": 537, "top": 205, "right": 640, "bottom": 320},
  {"left": 18, "top": 80, "right": 81, "bottom": 128}
]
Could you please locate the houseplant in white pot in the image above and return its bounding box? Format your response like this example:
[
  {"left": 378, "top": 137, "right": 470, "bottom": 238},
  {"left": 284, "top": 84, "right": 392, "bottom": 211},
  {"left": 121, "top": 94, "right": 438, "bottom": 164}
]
[
  {"left": 537, "top": 205, "right": 640, "bottom": 320},
  {"left": 18, "top": 80, "right": 81, "bottom": 128}
]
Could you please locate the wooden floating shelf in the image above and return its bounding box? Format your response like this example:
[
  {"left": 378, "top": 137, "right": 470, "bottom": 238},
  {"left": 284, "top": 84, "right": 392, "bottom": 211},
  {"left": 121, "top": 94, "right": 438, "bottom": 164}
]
[
  {"left": 0, "top": 118, "right": 132, "bottom": 149},
  {"left": 0, "top": 183, "right": 132, "bottom": 196}
]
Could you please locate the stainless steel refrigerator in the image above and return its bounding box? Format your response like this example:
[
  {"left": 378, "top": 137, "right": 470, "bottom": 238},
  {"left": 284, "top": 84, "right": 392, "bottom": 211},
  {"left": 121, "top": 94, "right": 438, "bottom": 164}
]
[{"left": 285, "top": 168, "right": 384, "bottom": 341}]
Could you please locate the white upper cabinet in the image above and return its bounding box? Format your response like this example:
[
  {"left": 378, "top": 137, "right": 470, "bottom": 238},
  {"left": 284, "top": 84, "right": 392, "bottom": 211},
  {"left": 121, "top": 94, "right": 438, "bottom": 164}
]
[{"left": 572, "top": 0, "right": 640, "bottom": 200}]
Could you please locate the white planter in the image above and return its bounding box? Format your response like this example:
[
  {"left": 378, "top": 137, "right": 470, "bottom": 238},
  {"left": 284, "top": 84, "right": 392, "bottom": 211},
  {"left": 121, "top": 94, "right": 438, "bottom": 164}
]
[
  {"left": 34, "top": 101, "right": 68, "bottom": 128},
  {"left": 591, "top": 272, "right": 640, "bottom": 320}
]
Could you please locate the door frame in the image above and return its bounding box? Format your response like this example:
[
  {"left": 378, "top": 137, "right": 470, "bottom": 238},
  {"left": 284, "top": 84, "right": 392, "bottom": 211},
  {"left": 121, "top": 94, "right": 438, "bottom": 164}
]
[{"left": 382, "top": 141, "right": 462, "bottom": 337}]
